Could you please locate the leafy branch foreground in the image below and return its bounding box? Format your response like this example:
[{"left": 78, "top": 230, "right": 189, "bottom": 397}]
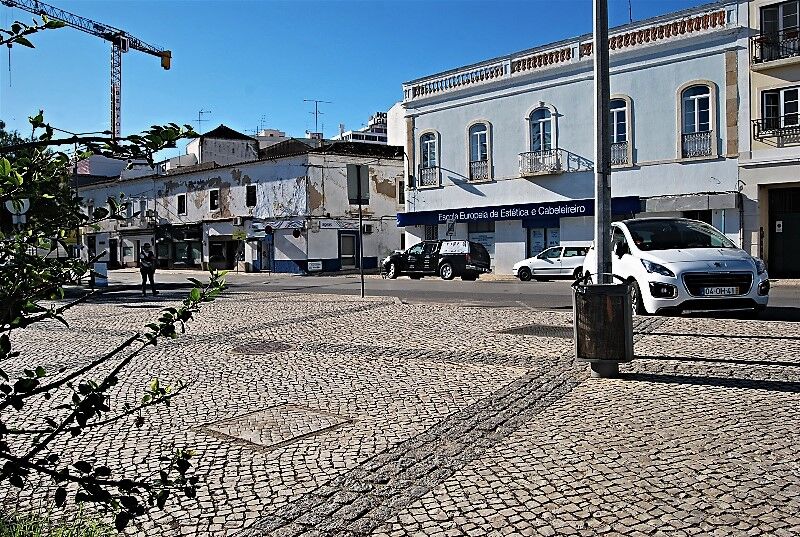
[
  {"left": 0, "top": 507, "right": 113, "bottom": 537},
  {"left": 0, "top": 14, "right": 225, "bottom": 531}
]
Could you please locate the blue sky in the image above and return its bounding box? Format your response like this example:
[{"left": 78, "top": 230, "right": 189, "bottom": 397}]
[{"left": 1, "top": 0, "right": 711, "bottom": 157}]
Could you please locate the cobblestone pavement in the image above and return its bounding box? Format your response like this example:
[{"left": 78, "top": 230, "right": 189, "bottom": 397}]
[{"left": 3, "top": 289, "right": 800, "bottom": 536}]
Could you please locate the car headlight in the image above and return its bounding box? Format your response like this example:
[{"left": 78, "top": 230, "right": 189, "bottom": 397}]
[
  {"left": 753, "top": 257, "right": 767, "bottom": 275},
  {"left": 641, "top": 259, "right": 675, "bottom": 277}
]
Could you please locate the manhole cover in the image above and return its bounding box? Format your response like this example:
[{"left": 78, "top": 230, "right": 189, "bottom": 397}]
[
  {"left": 201, "top": 404, "right": 350, "bottom": 449},
  {"left": 231, "top": 341, "right": 292, "bottom": 354},
  {"left": 497, "top": 324, "right": 574, "bottom": 339}
]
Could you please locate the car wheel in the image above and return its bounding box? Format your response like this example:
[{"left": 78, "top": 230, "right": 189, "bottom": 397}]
[
  {"left": 630, "top": 280, "right": 647, "bottom": 316},
  {"left": 386, "top": 263, "right": 398, "bottom": 279},
  {"left": 439, "top": 263, "right": 454, "bottom": 280},
  {"left": 517, "top": 267, "right": 532, "bottom": 282},
  {"left": 573, "top": 266, "right": 583, "bottom": 281}
]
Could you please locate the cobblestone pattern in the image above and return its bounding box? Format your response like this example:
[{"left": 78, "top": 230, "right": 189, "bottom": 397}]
[{"left": 4, "top": 291, "right": 800, "bottom": 537}]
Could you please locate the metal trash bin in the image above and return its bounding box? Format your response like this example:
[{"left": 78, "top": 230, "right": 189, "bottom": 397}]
[{"left": 573, "top": 281, "right": 634, "bottom": 375}]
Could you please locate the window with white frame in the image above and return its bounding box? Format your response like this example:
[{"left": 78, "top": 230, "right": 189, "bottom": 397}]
[
  {"left": 762, "top": 1, "right": 799, "bottom": 36},
  {"left": 529, "top": 109, "right": 552, "bottom": 152},
  {"left": 681, "top": 85, "right": 713, "bottom": 158},
  {"left": 420, "top": 133, "right": 437, "bottom": 168},
  {"left": 610, "top": 98, "right": 629, "bottom": 165},
  {"left": 468, "top": 123, "right": 489, "bottom": 181},
  {"left": 762, "top": 87, "right": 799, "bottom": 129}
]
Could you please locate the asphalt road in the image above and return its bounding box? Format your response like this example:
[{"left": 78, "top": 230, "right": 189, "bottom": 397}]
[{"left": 104, "top": 270, "right": 800, "bottom": 321}]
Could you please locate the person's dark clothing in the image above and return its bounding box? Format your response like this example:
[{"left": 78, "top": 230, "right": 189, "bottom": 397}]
[{"left": 139, "top": 250, "right": 158, "bottom": 296}]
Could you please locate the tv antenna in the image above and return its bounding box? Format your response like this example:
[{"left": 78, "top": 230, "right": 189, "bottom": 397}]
[
  {"left": 303, "top": 98, "right": 331, "bottom": 134},
  {"left": 196, "top": 108, "right": 211, "bottom": 134}
]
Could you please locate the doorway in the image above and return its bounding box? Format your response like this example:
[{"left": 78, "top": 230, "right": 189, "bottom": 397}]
[
  {"left": 769, "top": 187, "right": 800, "bottom": 277},
  {"left": 339, "top": 232, "right": 358, "bottom": 269},
  {"left": 108, "top": 239, "right": 119, "bottom": 268}
]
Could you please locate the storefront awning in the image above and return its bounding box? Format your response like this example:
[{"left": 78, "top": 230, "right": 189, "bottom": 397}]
[{"left": 397, "top": 196, "right": 641, "bottom": 227}]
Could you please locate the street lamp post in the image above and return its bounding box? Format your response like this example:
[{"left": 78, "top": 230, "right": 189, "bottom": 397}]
[{"left": 593, "top": 0, "right": 612, "bottom": 287}]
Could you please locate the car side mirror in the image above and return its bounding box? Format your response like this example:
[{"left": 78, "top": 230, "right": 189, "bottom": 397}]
[{"left": 614, "top": 242, "right": 629, "bottom": 258}]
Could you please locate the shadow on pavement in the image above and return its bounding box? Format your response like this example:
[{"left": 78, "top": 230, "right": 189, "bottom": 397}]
[
  {"left": 637, "top": 354, "right": 800, "bottom": 368},
  {"left": 642, "top": 332, "right": 800, "bottom": 341},
  {"left": 681, "top": 306, "right": 800, "bottom": 323},
  {"left": 623, "top": 372, "right": 800, "bottom": 393}
]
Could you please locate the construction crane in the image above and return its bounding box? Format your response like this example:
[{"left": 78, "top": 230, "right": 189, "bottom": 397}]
[{"left": 2, "top": 0, "right": 171, "bottom": 138}]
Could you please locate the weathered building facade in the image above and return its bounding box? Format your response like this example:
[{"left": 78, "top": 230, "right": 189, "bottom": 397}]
[
  {"left": 390, "top": 1, "right": 751, "bottom": 274},
  {"left": 80, "top": 127, "right": 405, "bottom": 273}
]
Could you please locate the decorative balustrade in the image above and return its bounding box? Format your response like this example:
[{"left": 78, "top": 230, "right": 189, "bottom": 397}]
[
  {"left": 469, "top": 160, "right": 489, "bottom": 181},
  {"left": 403, "top": 8, "right": 729, "bottom": 102},
  {"left": 417, "top": 165, "right": 440, "bottom": 188},
  {"left": 681, "top": 131, "right": 713, "bottom": 158},
  {"left": 611, "top": 142, "right": 629, "bottom": 166},
  {"left": 519, "top": 149, "right": 563, "bottom": 176}
]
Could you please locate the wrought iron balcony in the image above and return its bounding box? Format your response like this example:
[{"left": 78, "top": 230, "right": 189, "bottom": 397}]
[
  {"left": 417, "top": 165, "right": 440, "bottom": 188},
  {"left": 681, "top": 131, "right": 713, "bottom": 158},
  {"left": 751, "top": 30, "right": 800, "bottom": 65},
  {"left": 752, "top": 116, "right": 800, "bottom": 139},
  {"left": 519, "top": 149, "right": 563, "bottom": 176},
  {"left": 469, "top": 160, "right": 490, "bottom": 181},
  {"left": 611, "top": 141, "right": 629, "bottom": 166}
]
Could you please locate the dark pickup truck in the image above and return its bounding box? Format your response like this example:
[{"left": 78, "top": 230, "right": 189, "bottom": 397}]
[{"left": 382, "top": 240, "right": 492, "bottom": 280}]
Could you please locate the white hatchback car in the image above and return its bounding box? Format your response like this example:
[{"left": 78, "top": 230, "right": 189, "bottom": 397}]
[
  {"left": 583, "top": 218, "right": 770, "bottom": 315},
  {"left": 512, "top": 245, "right": 590, "bottom": 281}
]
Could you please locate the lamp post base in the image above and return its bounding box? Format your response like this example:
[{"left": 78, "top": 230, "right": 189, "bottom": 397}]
[{"left": 590, "top": 361, "right": 620, "bottom": 378}]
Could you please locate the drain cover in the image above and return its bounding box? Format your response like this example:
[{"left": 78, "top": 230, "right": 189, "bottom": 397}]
[
  {"left": 231, "top": 341, "right": 292, "bottom": 354},
  {"left": 498, "top": 324, "right": 574, "bottom": 339},
  {"left": 201, "top": 404, "right": 350, "bottom": 449}
]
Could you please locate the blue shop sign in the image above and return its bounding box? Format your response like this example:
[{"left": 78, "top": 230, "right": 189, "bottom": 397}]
[{"left": 396, "top": 196, "right": 641, "bottom": 227}]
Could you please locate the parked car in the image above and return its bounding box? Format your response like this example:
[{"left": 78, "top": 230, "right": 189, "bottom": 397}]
[
  {"left": 383, "top": 240, "right": 491, "bottom": 280},
  {"left": 512, "top": 245, "right": 590, "bottom": 281},
  {"left": 583, "top": 217, "right": 770, "bottom": 315}
]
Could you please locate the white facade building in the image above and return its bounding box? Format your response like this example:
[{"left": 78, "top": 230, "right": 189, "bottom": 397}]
[
  {"left": 391, "top": 1, "right": 750, "bottom": 274},
  {"left": 79, "top": 127, "right": 405, "bottom": 273}
]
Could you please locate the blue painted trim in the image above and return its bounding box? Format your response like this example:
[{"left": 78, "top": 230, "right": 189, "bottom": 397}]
[
  {"left": 397, "top": 196, "right": 642, "bottom": 227},
  {"left": 272, "top": 260, "right": 306, "bottom": 274}
]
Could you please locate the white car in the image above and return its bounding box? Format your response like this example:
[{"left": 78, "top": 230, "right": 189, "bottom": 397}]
[
  {"left": 512, "top": 245, "right": 590, "bottom": 281},
  {"left": 583, "top": 217, "right": 770, "bottom": 315}
]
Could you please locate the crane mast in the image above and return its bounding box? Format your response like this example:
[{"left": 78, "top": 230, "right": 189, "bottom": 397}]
[{"left": 2, "top": 0, "right": 171, "bottom": 138}]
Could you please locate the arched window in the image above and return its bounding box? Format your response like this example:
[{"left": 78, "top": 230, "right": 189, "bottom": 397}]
[
  {"left": 529, "top": 109, "right": 552, "bottom": 152},
  {"left": 469, "top": 123, "right": 488, "bottom": 163},
  {"left": 610, "top": 99, "right": 627, "bottom": 143},
  {"left": 420, "top": 133, "right": 437, "bottom": 169},
  {"left": 468, "top": 123, "right": 490, "bottom": 181},
  {"left": 682, "top": 85, "right": 711, "bottom": 134},
  {"left": 681, "top": 85, "right": 713, "bottom": 158}
]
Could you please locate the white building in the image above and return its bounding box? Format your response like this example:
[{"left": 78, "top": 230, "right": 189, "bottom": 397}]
[
  {"left": 79, "top": 126, "right": 405, "bottom": 273},
  {"left": 390, "top": 1, "right": 749, "bottom": 274},
  {"left": 332, "top": 112, "right": 389, "bottom": 144}
]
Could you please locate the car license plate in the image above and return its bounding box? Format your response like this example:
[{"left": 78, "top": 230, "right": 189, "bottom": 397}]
[{"left": 700, "top": 286, "right": 737, "bottom": 296}]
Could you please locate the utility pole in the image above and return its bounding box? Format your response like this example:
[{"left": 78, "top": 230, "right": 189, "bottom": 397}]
[
  {"left": 303, "top": 99, "right": 331, "bottom": 134},
  {"left": 593, "top": 0, "right": 612, "bottom": 286},
  {"left": 357, "top": 165, "right": 365, "bottom": 299}
]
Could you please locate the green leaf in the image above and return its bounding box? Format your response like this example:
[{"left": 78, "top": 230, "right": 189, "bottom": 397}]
[
  {"left": 35, "top": 366, "right": 46, "bottom": 378},
  {"left": 0, "top": 157, "right": 10, "bottom": 176},
  {"left": 189, "top": 287, "right": 201, "bottom": 301}
]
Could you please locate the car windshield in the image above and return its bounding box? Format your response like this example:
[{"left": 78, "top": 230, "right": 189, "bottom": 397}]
[{"left": 625, "top": 219, "right": 736, "bottom": 251}]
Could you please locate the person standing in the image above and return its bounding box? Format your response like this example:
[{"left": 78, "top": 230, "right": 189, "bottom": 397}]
[{"left": 139, "top": 243, "right": 159, "bottom": 296}]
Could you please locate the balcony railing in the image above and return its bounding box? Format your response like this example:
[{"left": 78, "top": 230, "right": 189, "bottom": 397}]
[
  {"left": 611, "top": 141, "right": 629, "bottom": 166},
  {"left": 519, "top": 149, "right": 563, "bottom": 176},
  {"left": 417, "top": 165, "right": 440, "bottom": 188},
  {"left": 469, "top": 160, "right": 489, "bottom": 181},
  {"left": 752, "top": 115, "right": 800, "bottom": 139},
  {"left": 681, "top": 131, "right": 713, "bottom": 158},
  {"left": 751, "top": 29, "right": 800, "bottom": 65}
]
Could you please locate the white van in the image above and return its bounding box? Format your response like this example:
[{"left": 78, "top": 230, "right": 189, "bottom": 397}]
[{"left": 583, "top": 218, "right": 770, "bottom": 315}]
